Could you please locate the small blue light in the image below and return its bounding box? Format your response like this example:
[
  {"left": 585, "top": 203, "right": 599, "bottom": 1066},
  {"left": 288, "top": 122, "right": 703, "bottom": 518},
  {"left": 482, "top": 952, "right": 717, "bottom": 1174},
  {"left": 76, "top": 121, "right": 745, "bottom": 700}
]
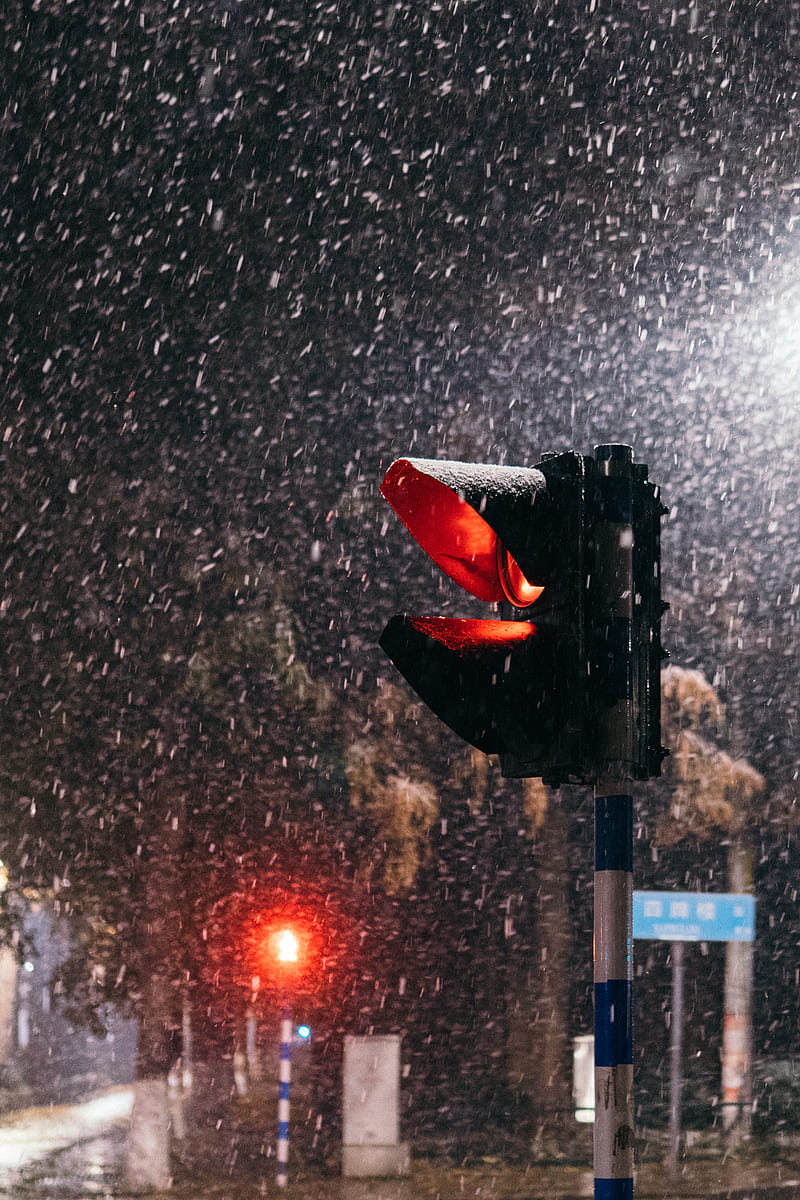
[{"left": 296, "top": 1024, "right": 311, "bottom": 1040}]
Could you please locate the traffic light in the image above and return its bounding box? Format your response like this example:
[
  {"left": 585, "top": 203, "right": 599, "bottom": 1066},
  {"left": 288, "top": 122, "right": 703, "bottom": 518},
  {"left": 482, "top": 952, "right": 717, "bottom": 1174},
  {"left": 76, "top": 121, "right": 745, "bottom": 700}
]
[
  {"left": 273, "top": 928, "right": 300, "bottom": 965},
  {"left": 253, "top": 918, "right": 313, "bottom": 988},
  {"left": 379, "top": 445, "right": 666, "bottom": 785}
]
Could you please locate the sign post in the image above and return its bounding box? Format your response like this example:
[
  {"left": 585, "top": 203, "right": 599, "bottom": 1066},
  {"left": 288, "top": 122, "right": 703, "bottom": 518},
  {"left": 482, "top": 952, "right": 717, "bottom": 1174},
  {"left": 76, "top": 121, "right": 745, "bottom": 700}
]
[
  {"left": 633, "top": 891, "right": 756, "bottom": 1172},
  {"left": 667, "top": 940, "right": 685, "bottom": 1178}
]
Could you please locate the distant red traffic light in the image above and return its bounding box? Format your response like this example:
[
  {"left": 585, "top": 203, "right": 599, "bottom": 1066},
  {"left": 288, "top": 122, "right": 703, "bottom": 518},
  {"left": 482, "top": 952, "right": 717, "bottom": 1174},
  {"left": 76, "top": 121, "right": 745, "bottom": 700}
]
[
  {"left": 273, "top": 928, "right": 300, "bottom": 965},
  {"left": 248, "top": 910, "right": 320, "bottom": 991}
]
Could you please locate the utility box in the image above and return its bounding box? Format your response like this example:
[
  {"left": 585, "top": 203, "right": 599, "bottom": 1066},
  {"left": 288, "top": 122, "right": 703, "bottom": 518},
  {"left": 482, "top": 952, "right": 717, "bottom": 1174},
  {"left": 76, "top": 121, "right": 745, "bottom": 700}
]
[{"left": 342, "top": 1034, "right": 410, "bottom": 1177}]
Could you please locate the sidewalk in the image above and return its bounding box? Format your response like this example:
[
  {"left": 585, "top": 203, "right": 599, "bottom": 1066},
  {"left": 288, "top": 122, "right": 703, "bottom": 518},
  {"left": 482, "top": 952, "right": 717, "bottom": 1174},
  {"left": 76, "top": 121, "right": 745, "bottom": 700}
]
[
  {"left": 407, "top": 1158, "right": 800, "bottom": 1199},
  {"left": 100, "top": 1156, "right": 800, "bottom": 1199}
]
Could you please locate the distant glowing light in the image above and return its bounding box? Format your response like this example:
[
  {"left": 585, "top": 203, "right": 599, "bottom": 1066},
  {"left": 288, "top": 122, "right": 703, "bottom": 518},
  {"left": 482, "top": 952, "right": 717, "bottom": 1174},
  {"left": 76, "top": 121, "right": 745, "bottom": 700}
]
[
  {"left": 252, "top": 910, "right": 322, "bottom": 983},
  {"left": 275, "top": 929, "right": 299, "bottom": 963},
  {"left": 296, "top": 1024, "right": 311, "bottom": 1040},
  {"left": 723, "top": 263, "right": 800, "bottom": 419},
  {"left": 753, "top": 284, "right": 800, "bottom": 399}
]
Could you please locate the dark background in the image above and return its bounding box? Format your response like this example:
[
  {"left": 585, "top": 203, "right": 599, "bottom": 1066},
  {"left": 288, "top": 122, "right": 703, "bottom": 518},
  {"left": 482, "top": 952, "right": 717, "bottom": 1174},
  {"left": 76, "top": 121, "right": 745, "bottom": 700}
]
[{"left": 2, "top": 0, "right": 799, "bottom": 1151}]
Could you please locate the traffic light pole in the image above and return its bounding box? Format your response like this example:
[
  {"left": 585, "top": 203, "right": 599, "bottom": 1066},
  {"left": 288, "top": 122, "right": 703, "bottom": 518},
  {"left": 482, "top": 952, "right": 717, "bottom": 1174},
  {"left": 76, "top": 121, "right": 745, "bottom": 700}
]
[
  {"left": 594, "top": 784, "right": 633, "bottom": 1199},
  {"left": 377, "top": 441, "right": 665, "bottom": 1199},
  {"left": 593, "top": 444, "right": 635, "bottom": 1200},
  {"left": 277, "top": 1003, "right": 292, "bottom": 1188}
]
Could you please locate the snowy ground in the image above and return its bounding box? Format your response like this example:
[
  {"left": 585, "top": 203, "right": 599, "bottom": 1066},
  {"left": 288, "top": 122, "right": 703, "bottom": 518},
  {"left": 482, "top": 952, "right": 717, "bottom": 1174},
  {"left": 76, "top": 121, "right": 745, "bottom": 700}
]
[
  {"left": 0, "top": 1090, "right": 799, "bottom": 1197},
  {"left": 0, "top": 1089, "right": 132, "bottom": 1185}
]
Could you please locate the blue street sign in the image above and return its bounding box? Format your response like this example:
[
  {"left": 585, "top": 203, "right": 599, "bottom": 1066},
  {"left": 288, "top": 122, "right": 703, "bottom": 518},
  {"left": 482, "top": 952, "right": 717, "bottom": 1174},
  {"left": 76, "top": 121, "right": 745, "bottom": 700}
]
[{"left": 633, "top": 891, "right": 755, "bottom": 943}]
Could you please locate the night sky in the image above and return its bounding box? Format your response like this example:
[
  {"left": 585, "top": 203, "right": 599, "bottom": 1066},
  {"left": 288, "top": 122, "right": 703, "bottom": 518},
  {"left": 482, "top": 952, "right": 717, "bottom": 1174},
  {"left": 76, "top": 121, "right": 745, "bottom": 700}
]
[{"left": 9, "top": 4, "right": 796, "bottom": 783}]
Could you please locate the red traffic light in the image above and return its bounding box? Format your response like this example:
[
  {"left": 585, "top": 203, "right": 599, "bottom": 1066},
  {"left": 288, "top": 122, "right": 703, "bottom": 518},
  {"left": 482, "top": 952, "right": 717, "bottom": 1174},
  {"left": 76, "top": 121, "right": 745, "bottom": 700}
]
[
  {"left": 381, "top": 458, "right": 545, "bottom": 605},
  {"left": 379, "top": 449, "right": 666, "bottom": 784},
  {"left": 273, "top": 928, "right": 300, "bottom": 964},
  {"left": 249, "top": 913, "right": 318, "bottom": 987},
  {"left": 380, "top": 452, "right": 588, "bottom": 782}
]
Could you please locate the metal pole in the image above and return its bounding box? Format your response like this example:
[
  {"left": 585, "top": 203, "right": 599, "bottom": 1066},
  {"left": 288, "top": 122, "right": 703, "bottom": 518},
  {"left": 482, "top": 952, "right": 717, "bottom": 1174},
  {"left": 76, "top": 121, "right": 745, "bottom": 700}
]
[
  {"left": 277, "top": 1004, "right": 292, "bottom": 1188},
  {"left": 594, "top": 787, "right": 633, "bottom": 1200},
  {"left": 593, "top": 444, "right": 636, "bottom": 1200},
  {"left": 667, "top": 941, "right": 685, "bottom": 1176},
  {"left": 722, "top": 837, "right": 753, "bottom": 1142}
]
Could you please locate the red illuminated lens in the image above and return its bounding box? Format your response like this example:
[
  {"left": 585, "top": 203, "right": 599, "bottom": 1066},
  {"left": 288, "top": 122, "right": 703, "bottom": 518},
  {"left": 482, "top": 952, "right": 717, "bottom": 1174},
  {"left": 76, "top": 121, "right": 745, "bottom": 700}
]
[
  {"left": 381, "top": 461, "right": 502, "bottom": 601},
  {"left": 408, "top": 616, "right": 536, "bottom": 652},
  {"left": 274, "top": 929, "right": 300, "bottom": 963},
  {"left": 496, "top": 543, "right": 544, "bottom": 607},
  {"left": 382, "top": 459, "right": 545, "bottom": 606}
]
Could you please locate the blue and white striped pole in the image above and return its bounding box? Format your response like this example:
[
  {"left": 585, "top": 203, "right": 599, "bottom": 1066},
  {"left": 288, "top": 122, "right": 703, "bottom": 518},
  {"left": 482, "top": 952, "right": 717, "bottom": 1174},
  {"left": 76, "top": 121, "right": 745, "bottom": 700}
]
[
  {"left": 594, "top": 790, "right": 634, "bottom": 1199},
  {"left": 277, "top": 1005, "right": 292, "bottom": 1188},
  {"left": 593, "top": 444, "right": 636, "bottom": 1200}
]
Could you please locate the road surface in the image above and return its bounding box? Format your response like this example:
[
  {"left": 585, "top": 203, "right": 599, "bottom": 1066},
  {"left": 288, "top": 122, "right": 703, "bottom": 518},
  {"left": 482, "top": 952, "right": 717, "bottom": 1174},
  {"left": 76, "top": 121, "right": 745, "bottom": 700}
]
[{"left": 0, "top": 1091, "right": 799, "bottom": 1197}]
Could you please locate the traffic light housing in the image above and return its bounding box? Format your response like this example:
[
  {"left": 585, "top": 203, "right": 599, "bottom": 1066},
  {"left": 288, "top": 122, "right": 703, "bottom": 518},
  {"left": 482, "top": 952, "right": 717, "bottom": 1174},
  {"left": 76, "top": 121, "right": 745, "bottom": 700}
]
[{"left": 379, "top": 446, "right": 666, "bottom": 785}]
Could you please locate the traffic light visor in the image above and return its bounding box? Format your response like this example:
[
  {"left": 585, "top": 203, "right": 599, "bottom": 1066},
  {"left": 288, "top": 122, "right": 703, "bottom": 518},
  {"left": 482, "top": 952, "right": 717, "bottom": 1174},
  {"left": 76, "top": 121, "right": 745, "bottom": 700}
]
[
  {"left": 381, "top": 458, "right": 544, "bottom": 605},
  {"left": 379, "top": 613, "right": 560, "bottom": 758}
]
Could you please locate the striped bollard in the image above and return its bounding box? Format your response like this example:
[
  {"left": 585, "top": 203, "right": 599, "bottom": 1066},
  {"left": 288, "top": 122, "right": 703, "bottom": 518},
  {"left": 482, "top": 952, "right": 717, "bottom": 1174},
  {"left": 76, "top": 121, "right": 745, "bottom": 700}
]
[
  {"left": 594, "top": 790, "right": 634, "bottom": 1200},
  {"left": 277, "top": 1006, "right": 292, "bottom": 1188}
]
